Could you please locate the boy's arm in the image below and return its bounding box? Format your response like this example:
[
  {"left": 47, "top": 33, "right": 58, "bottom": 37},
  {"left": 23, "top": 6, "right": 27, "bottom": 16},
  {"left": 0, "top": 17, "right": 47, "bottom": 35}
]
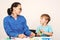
[
  {"left": 40, "top": 26, "right": 53, "bottom": 36},
  {"left": 43, "top": 31, "right": 53, "bottom": 36}
]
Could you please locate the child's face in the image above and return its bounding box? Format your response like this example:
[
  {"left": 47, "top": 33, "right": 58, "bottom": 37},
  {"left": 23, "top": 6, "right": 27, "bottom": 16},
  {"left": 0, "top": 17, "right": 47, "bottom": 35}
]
[{"left": 40, "top": 16, "right": 48, "bottom": 24}]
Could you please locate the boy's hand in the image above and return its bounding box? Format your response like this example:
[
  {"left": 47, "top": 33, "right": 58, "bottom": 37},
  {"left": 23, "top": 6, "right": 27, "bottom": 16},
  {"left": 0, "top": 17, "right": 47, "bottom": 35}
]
[
  {"left": 18, "top": 34, "right": 27, "bottom": 38},
  {"left": 30, "top": 32, "right": 35, "bottom": 38},
  {"left": 40, "top": 29, "right": 44, "bottom": 33},
  {"left": 40, "top": 30, "right": 48, "bottom": 34}
]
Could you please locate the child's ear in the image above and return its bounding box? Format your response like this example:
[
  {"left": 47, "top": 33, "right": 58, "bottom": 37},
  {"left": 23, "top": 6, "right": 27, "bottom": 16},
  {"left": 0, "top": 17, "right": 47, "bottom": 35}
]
[{"left": 46, "top": 20, "right": 48, "bottom": 23}]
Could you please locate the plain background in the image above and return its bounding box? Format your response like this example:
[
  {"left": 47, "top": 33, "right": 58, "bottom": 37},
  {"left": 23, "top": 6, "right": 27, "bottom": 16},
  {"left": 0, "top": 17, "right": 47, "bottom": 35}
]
[{"left": 0, "top": 0, "right": 60, "bottom": 40}]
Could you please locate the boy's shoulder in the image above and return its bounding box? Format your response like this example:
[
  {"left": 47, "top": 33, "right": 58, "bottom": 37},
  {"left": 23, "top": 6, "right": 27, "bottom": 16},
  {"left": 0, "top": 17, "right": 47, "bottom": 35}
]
[
  {"left": 46, "top": 25, "right": 52, "bottom": 30},
  {"left": 37, "top": 25, "right": 42, "bottom": 28},
  {"left": 47, "top": 25, "right": 52, "bottom": 27}
]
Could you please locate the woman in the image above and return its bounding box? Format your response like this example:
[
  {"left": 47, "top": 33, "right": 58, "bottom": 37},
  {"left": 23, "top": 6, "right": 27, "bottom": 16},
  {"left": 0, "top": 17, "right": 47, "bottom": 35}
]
[{"left": 3, "top": 2, "right": 35, "bottom": 38}]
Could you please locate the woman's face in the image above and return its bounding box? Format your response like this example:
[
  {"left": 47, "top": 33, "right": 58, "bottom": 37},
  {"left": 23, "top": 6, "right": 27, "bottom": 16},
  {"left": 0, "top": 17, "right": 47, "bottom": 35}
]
[{"left": 13, "top": 5, "right": 22, "bottom": 15}]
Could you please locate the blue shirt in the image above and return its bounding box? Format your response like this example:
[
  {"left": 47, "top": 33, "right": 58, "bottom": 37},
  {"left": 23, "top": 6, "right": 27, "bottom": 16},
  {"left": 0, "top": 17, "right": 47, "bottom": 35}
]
[
  {"left": 36, "top": 25, "right": 53, "bottom": 37},
  {"left": 3, "top": 15, "right": 31, "bottom": 37}
]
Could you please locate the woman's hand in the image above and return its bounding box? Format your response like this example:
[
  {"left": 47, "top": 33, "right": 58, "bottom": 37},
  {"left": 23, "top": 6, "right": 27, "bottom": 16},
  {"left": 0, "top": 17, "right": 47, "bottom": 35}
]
[
  {"left": 18, "top": 34, "right": 27, "bottom": 38},
  {"left": 30, "top": 32, "right": 35, "bottom": 38}
]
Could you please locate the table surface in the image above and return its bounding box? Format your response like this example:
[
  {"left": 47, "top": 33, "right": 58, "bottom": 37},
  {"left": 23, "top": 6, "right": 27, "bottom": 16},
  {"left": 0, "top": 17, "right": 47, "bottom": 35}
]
[{"left": 11, "top": 37, "right": 52, "bottom": 40}]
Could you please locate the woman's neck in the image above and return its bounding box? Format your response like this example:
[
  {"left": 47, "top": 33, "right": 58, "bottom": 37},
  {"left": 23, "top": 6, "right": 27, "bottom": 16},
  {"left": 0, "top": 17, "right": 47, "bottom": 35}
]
[{"left": 11, "top": 12, "right": 17, "bottom": 20}]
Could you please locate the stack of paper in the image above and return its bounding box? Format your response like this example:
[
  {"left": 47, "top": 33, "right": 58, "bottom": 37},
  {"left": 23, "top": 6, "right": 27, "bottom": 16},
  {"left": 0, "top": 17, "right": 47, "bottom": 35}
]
[{"left": 11, "top": 37, "right": 30, "bottom": 40}]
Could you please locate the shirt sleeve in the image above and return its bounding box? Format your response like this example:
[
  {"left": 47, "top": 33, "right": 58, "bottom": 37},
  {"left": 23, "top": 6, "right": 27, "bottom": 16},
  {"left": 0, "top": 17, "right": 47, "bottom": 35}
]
[
  {"left": 48, "top": 26, "right": 53, "bottom": 33},
  {"left": 3, "top": 18, "right": 19, "bottom": 37},
  {"left": 23, "top": 17, "right": 31, "bottom": 36}
]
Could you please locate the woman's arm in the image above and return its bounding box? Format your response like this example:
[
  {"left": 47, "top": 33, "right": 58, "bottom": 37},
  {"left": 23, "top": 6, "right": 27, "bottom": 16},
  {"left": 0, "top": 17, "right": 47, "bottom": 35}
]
[
  {"left": 23, "top": 17, "right": 35, "bottom": 37},
  {"left": 3, "top": 18, "right": 19, "bottom": 37}
]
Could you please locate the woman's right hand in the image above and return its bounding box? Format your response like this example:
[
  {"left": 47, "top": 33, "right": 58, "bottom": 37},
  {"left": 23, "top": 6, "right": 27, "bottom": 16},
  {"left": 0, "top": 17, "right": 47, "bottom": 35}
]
[{"left": 18, "top": 34, "right": 27, "bottom": 38}]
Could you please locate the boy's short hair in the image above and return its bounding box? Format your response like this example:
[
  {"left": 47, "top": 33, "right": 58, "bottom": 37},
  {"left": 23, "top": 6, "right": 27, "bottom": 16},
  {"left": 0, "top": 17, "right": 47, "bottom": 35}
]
[{"left": 41, "top": 14, "right": 51, "bottom": 23}]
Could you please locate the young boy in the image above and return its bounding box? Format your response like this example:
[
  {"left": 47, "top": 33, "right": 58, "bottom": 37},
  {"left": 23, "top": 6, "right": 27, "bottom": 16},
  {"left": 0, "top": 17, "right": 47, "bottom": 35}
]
[{"left": 36, "top": 14, "right": 53, "bottom": 37}]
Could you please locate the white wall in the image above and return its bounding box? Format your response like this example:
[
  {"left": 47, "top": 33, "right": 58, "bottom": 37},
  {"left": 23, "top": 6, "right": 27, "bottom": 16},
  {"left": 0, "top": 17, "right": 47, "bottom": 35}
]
[{"left": 0, "top": 0, "right": 60, "bottom": 40}]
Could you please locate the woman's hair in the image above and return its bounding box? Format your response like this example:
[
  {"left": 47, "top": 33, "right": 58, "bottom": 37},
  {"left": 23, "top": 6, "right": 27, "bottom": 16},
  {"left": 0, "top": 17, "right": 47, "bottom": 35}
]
[
  {"left": 41, "top": 14, "right": 51, "bottom": 24},
  {"left": 7, "top": 2, "right": 21, "bottom": 15}
]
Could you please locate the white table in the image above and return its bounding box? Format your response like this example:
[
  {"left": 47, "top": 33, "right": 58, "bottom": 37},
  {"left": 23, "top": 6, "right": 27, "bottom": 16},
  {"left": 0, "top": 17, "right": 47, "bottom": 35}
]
[{"left": 11, "top": 37, "right": 52, "bottom": 40}]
